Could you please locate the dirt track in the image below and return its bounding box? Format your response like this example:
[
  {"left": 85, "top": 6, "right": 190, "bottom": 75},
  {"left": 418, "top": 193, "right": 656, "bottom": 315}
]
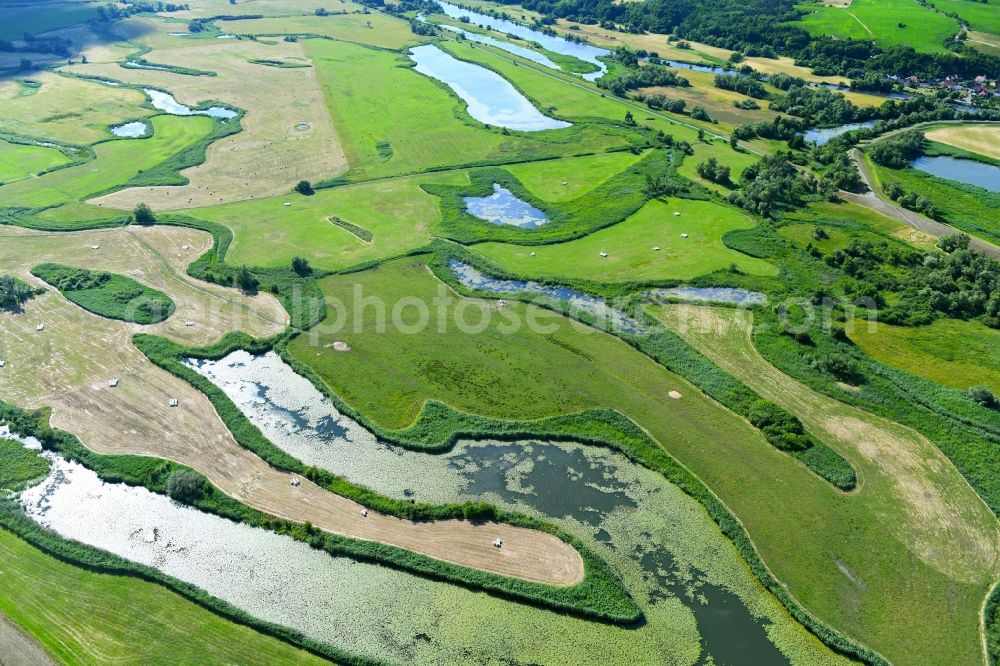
[
  {"left": 0, "top": 226, "right": 584, "bottom": 586},
  {"left": 0, "top": 611, "right": 56, "bottom": 666},
  {"left": 846, "top": 148, "right": 1000, "bottom": 259}
]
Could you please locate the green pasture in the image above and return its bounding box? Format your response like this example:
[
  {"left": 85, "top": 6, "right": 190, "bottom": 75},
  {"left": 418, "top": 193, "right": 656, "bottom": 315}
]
[
  {"left": 306, "top": 39, "right": 630, "bottom": 180},
  {"left": 220, "top": 12, "right": 423, "bottom": 50},
  {"left": 193, "top": 170, "right": 469, "bottom": 270},
  {"left": 795, "top": 0, "right": 960, "bottom": 53},
  {"left": 473, "top": 198, "right": 777, "bottom": 282},
  {"left": 928, "top": 0, "right": 1000, "bottom": 35},
  {"left": 848, "top": 317, "right": 1000, "bottom": 393},
  {"left": 504, "top": 151, "right": 644, "bottom": 202},
  {"left": 0, "top": 530, "right": 330, "bottom": 665},
  {"left": 287, "top": 255, "right": 998, "bottom": 666},
  {"left": 0, "top": 114, "right": 213, "bottom": 208},
  {"left": 0, "top": 139, "right": 68, "bottom": 183},
  {"left": 778, "top": 223, "right": 887, "bottom": 252}
]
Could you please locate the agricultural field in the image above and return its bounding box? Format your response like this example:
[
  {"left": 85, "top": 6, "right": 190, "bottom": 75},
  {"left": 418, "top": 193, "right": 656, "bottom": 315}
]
[
  {"left": 1, "top": 0, "right": 998, "bottom": 664},
  {"left": 925, "top": 123, "right": 1000, "bottom": 161},
  {"left": 848, "top": 317, "right": 1000, "bottom": 393},
  {"left": 795, "top": 0, "right": 961, "bottom": 52}
]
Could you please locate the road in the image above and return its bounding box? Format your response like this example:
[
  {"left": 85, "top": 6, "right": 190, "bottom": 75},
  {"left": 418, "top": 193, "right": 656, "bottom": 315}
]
[{"left": 845, "top": 148, "right": 1000, "bottom": 259}]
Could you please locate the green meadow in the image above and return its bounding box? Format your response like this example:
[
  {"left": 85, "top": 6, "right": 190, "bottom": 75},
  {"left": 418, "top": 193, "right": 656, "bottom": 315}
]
[
  {"left": 848, "top": 317, "right": 1000, "bottom": 393},
  {"left": 473, "top": 198, "right": 777, "bottom": 282},
  {"left": 928, "top": 0, "right": 1000, "bottom": 35},
  {"left": 795, "top": 0, "right": 960, "bottom": 53},
  {"left": 0, "top": 114, "right": 214, "bottom": 208},
  {"left": 0, "top": 139, "right": 68, "bottom": 183},
  {"left": 194, "top": 170, "right": 470, "bottom": 270},
  {"left": 504, "top": 151, "right": 645, "bottom": 201},
  {"left": 0, "top": 530, "right": 330, "bottom": 665},
  {"left": 677, "top": 140, "right": 759, "bottom": 195}
]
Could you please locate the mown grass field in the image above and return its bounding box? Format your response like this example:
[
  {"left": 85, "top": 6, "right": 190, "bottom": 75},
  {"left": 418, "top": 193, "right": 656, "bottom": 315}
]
[
  {"left": 504, "top": 151, "right": 644, "bottom": 201},
  {"left": 848, "top": 317, "right": 1000, "bottom": 393},
  {"left": 473, "top": 198, "right": 777, "bottom": 282},
  {"left": 287, "top": 256, "right": 999, "bottom": 666},
  {"left": 0, "top": 530, "right": 330, "bottom": 665},
  {"left": 194, "top": 170, "right": 470, "bottom": 270},
  {"left": 0, "top": 72, "right": 151, "bottom": 145},
  {"left": 0, "top": 114, "right": 214, "bottom": 208},
  {"left": 925, "top": 123, "right": 1000, "bottom": 161},
  {"left": 0, "top": 139, "right": 68, "bottom": 183},
  {"left": 795, "top": 0, "right": 960, "bottom": 53}
]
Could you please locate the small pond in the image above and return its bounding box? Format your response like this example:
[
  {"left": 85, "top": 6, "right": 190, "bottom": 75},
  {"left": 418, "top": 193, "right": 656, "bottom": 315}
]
[
  {"left": 109, "top": 121, "right": 149, "bottom": 138},
  {"left": 663, "top": 60, "right": 736, "bottom": 75},
  {"left": 802, "top": 120, "right": 877, "bottom": 145},
  {"left": 650, "top": 286, "right": 767, "bottom": 305},
  {"left": 438, "top": 23, "right": 559, "bottom": 70},
  {"left": 464, "top": 184, "right": 549, "bottom": 227},
  {"left": 450, "top": 259, "right": 640, "bottom": 333},
  {"left": 435, "top": 1, "right": 608, "bottom": 80},
  {"left": 910, "top": 155, "right": 1000, "bottom": 192},
  {"left": 409, "top": 45, "right": 569, "bottom": 131},
  {"left": 144, "top": 88, "right": 238, "bottom": 120}
]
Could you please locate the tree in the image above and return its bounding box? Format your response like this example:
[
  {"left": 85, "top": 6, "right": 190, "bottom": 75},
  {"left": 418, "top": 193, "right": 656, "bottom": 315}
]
[
  {"left": 291, "top": 256, "right": 312, "bottom": 276},
  {"left": 236, "top": 266, "right": 259, "bottom": 294},
  {"left": 623, "top": 110, "right": 635, "bottom": 125},
  {"left": 937, "top": 233, "right": 970, "bottom": 253},
  {"left": 315, "top": 7, "right": 328, "bottom": 15},
  {"left": 969, "top": 386, "right": 997, "bottom": 409},
  {"left": 166, "top": 469, "right": 207, "bottom": 503},
  {"left": 295, "top": 179, "right": 314, "bottom": 196},
  {"left": 0, "top": 275, "right": 34, "bottom": 312},
  {"left": 133, "top": 202, "right": 155, "bottom": 226}
]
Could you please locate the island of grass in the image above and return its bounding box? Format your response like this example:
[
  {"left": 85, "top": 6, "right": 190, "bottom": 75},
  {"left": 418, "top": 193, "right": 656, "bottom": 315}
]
[
  {"left": 0, "top": 439, "right": 49, "bottom": 492},
  {"left": 31, "top": 264, "right": 175, "bottom": 324}
]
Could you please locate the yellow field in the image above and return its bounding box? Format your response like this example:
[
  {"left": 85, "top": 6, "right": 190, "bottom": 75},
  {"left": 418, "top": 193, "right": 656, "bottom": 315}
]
[
  {"left": 66, "top": 19, "right": 347, "bottom": 209},
  {"left": 925, "top": 123, "right": 1000, "bottom": 160}
]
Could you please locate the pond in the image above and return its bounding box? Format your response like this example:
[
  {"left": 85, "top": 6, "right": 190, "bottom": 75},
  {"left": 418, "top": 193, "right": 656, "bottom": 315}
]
[
  {"left": 438, "top": 23, "right": 560, "bottom": 70},
  {"left": 663, "top": 60, "right": 737, "bottom": 75},
  {"left": 144, "top": 88, "right": 238, "bottom": 120},
  {"left": 435, "top": 1, "right": 609, "bottom": 80},
  {"left": 650, "top": 286, "right": 767, "bottom": 305},
  {"left": 186, "top": 350, "right": 799, "bottom": 665},
  {"left": 464, "top": 184, "right": 549, "bottom": 227},
  {"left": 910, "top": 155, "right": 1000, "bottom": 192},
  {"left": 409, "top": 45, "right": 570, "bottom": 131},
  {"left": 109, "top": 121, "right": 149, "bottom": 138},
  {"left": 802, "top": 120, "right": 877, "bottom": 145},
  {"left": 450, "top": 259, "right": 640, "bottom": 333}
]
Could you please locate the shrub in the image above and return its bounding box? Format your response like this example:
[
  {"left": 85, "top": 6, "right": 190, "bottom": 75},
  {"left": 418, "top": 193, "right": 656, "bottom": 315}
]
[
  {"left": 291, "top": 257, "right": 312, "bottom": 276},
  {"left": 969, "top": 386, "right": 997, "bottom": 409},
  {"left": 166, "top": 469, "right": 208, "bottom": 502},
  {"left": 294, "top": 180, "right": 314, "bottom": 196}
]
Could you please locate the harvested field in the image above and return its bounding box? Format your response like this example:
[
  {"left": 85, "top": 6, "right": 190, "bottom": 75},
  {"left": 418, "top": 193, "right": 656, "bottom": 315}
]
[
  {"left": 72, "top": 34, "right": 347, "bottom": 209},
  {"left": 925, "top": 123, "right": 1000, "bottom": 161},
  {"left": 0, "top": 227, "right": 583, "bottom": 585}
]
